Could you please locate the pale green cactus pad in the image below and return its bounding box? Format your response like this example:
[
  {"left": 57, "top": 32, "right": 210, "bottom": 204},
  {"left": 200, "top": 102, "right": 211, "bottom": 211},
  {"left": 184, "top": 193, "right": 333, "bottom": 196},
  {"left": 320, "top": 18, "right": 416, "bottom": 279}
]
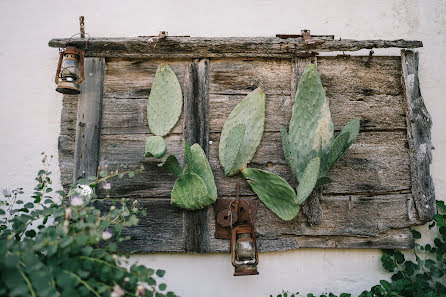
[
  {"left": 286, "top": 64, "right": 334, "bottom": 181},
  {"left": 184, "top": 142, "right": 217, "bottom": 201},
  {"left": 144, "top": 136, "right": 167, "bottom": 158},
  {"left": 242, "top": 168, "right": 299, "bottom": 221},
  {"left": 171, "top": 173, "right": 213, "bottom": 210},
  {"left": 222, "top": 124, "right": 246, "bottom": 176},
  {"left": 219, "top": 89, "right": 266, "bottom": 176},
  {"left": 147, "top": 64, "right": 183, "bottom": 137},
  {"left": 159, "top": 155, "right": 182, "bottom": 177},
  {"left": 169, "top": 140, "right": 217, "bottom": 210},
  {"left": 281, "top": 64, "right": 360, "bottom": 204},
  {"left": 295, "top": 157, "right": 321, "bottom": 205}
]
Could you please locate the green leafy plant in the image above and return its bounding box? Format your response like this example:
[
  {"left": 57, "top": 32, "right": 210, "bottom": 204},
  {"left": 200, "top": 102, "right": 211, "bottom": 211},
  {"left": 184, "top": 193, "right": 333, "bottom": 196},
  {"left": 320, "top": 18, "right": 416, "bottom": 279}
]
[
  {"left": 218, "top": 88, "right": 298, "bottom": 220},
  {"left": 281, "top": 64, "right": 360, "bottom": 206},
  {"left": 0, "top": 153, "right": 176, "bottom": 297},
  {"left": 144, "top": 64, "right": 216, "bottom": 210},
  {"left": 161, "top": 140, "right": 217, "bottom": 210},
  {"left": 270, "top": 200, "right": 446, "bottom": 297}
]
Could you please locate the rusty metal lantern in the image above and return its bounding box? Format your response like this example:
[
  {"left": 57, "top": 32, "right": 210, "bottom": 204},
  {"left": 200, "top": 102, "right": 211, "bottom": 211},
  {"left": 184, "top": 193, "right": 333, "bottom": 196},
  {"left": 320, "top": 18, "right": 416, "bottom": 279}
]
[
  {"left": 231, "top": 224, "right": 259, "bottom": 276},
  {"left": 55, "top": 46, "right": 85, "bottom": 94}
]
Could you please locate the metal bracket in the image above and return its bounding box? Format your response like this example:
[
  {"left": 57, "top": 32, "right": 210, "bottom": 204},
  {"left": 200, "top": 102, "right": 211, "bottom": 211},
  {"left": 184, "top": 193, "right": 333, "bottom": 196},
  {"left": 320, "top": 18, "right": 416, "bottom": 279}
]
[{"left": 214, "top": 183, "right": 258, "bottom": 239}]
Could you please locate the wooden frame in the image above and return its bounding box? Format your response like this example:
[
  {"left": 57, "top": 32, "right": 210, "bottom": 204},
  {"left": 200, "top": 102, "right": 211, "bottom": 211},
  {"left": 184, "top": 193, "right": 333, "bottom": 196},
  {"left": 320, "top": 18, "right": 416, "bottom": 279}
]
[{"left": 50, "top": 36, "right": 434, "bottom": 252}]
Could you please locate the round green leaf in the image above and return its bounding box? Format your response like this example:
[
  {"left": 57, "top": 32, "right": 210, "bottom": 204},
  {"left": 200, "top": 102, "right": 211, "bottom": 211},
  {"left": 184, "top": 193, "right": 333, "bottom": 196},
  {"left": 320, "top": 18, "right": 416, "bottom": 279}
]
[
  {"left": 242, "top": 168, "right": 298, "bottom": 221},
  {"left": 171, "top": 173, "right": 214, "bottom": 210},
  {"left": 147, "top": 64, "right": 183, "bottom": 136},
  {"left": 145, "top": 136, "right": 167, "bottom": 158},
  {"left": 219, "top": 89, "right": 266, "bottom": 176}
]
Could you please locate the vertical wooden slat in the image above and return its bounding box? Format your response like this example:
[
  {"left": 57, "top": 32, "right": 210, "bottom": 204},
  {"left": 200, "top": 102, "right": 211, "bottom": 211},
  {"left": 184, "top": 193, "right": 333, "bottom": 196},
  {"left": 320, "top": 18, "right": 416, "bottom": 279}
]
[
  {"left": 291, "top": 56, "right": 324, "bottom": 225},
  {"left": 73, "top": 58, "right": 105, "bottom": 182},
  {"left": 401, "top": 50, "right": 435, "bottom": 222},
  {"left": 183, "top": 59, "right": 211, "bottom": 252}
]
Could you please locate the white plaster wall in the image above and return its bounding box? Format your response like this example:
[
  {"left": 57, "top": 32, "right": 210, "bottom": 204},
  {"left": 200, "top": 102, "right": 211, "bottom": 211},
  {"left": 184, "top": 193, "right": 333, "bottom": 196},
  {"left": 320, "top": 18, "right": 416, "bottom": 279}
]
[{"left": 0, "top": 0, "right": 445, "bottom": 296}]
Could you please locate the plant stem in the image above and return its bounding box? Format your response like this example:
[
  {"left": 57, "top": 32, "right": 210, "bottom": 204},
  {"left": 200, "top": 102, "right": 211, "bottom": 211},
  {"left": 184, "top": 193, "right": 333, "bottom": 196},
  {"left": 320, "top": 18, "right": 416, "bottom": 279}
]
[
  {"left": 19, "top": 270, "right": 37, "bottom": 297},
  {"left": 63, "top": 270, "right": 100, "bottom": 297}
]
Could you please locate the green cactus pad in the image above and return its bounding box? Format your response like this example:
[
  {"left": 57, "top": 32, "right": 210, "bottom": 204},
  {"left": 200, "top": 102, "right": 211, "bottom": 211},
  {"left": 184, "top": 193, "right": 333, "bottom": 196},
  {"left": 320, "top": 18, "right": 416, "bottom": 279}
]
[
  {"left": 171, "top": 173, "right": 213, "bottom": 210},
  {"left": 326, "top": 132, "right": 350, "bottom": 171},
  {"left": 295, "top": 157, "right": 321, "bottom": 205},
  {"left": 241, "top": 168, "right": 299, "bottom": 221},
  {"left": 222, "top": 124, "right": 246, "bottom": 176},
  {"left": 147, "top": 64, "right": 183, "bottom": 137},
  {"left": 339, "top": 118, "right": 360, "bottom": 149},
  {"left": 219, "top": 89, "right": 266, "bottom": 176},
  {"left": 184, "top": 143, "right": 217, "bottom": 201},
  {"left": 287, "top": 64, "right": 334, "bottom": 181},
  {"left": 144, "top": 136, "right": 167, "bottom": 158},
  {"left": 159, "top": 155, "right": 182, "bottom": 177}
]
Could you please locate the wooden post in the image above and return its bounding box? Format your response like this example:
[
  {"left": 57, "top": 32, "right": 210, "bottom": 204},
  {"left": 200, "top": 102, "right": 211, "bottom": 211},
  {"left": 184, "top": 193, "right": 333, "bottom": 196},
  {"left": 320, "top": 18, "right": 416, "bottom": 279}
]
[
  {"left": 401, "top": 50, "right": 435, "bottom": 222},
  {"left": 183, "top": 59, "right": 211, "bottom": 252},
  {"left": 73, "top": 58, "right": 105, "bottom": 182}
]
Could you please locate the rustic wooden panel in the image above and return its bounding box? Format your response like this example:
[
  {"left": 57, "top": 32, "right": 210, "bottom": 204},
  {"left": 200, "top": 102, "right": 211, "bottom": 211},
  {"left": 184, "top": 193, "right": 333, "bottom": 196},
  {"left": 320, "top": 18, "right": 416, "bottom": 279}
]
[
  {"left": 103, "top": 58, "right": 189, "bottom": 99},
  {"left": 56, "top": 49, "right": 431, "bottom": 251},
  {"left": 98, "top": 134, "right": 183, "bottom": 198},
  {"left": 73, "top": 58, "right": 105, "bottom": 182},
  {"left": 99, "top": 199, "right": 186, "bottom": 252},
  {"left": 207, "top": 195, "right": 418, "bottom": 252},
  {"left": 49, "top": 37, "right": 422, "bottom": 59},
  {"left": 208, "top": 131, "right": 411, "bottom": 197},
  {"left": 209, "top": 58, "right": 291, "bottom": 95},
  {"left": 318, "top": 56, "right": 403, "bottom": 96},
  {"left": 401, "top": 50, "right": 435, "bottom": 222}
]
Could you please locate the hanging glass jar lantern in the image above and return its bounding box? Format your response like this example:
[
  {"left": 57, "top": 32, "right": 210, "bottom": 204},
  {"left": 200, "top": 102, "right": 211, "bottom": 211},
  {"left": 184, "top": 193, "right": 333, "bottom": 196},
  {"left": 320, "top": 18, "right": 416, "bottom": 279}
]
[
  {"left": 231, "top": 223, "right": 259, "bottom": 276},
  {"left": 54, "top": 46, "right": 85, "bottom": 94}
]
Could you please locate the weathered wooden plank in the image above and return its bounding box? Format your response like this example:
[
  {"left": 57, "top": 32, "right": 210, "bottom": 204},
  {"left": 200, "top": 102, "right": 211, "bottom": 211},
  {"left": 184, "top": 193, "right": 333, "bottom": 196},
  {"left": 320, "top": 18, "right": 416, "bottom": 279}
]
[
  {"left": 209, "top": 58, "right": 291, "bottom": 95},
  {"left": 97, "top": 133, "right": 183, "bottom": 198},
  {"left": 60, "top": 95, "right": 78, "bottom": 136},
  {"left": 208, "top": 94, "right": 406, "bottom": 134},
  {"left": 209, "top": 228, "right": 414, "bottom": 252},
  {"left": 401, "top": 50, "right": 435, "bottom": 222},
  {"left": 48, "top": 37, "right": 422, "bottom": 58},
  {"left": 208, "top": 131, "right": 411, "bottom": 196},
  {"left": 183, "top": 59, "right": 211, "bottom": 253},
  {"left": 101, "top": 97, "right": 184, "bottom": 135},
  {"left": 97, "top": 199, "right": 186, "bottom": 252},
  {"left": 318, "top": 56, "right": 403, "bottom": 97},
  {"left": 103, "top": 58, "right": 189, "bottom": 99},
  {"left": 73, "top": 58, "right": 105, "bottom": 182}
]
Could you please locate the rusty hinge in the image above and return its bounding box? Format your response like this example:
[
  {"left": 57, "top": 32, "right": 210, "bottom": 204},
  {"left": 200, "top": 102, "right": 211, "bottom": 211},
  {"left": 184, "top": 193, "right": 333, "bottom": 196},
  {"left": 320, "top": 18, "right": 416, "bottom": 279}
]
[
  {"left": 214, "top": 183, "right": 258, "bottom": 240},
  {"left": 276, "top": 29, "right": 333, "bottom": 47}
]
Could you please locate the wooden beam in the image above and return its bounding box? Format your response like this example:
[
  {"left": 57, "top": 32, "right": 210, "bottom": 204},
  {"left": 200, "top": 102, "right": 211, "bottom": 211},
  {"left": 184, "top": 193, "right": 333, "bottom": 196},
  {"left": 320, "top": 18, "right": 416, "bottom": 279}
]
[
  {"left": 401, "top": 50, "right": 436, "bottom": 222},
  {"left": 183, "top": 59, "right": 211, "bottom": 252},
  {"left": 73, "top": 58, "right": 105, "bottom": 182},
  {"left": 48, "top": 37, "right": 422, "bottom": 58}
]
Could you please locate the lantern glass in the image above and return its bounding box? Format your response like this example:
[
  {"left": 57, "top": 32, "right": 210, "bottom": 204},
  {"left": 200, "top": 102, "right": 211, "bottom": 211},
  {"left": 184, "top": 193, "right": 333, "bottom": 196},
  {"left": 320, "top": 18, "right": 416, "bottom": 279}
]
[{"left": 55, "top": 46, "right": 84, "bottom": 95}]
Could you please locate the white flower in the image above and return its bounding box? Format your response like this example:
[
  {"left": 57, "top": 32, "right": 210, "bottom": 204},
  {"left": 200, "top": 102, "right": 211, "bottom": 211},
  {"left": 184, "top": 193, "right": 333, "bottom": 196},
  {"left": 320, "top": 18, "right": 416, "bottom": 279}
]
[
  {"left": 136, "top": 285, "right": 145, "bottom": 296},
  {"left": 111, "top": 284, "right": 125, "bottom": 297},
  {"left": 1, "top": 188, "right": 11, "bottom": 197},
  {"left": 110, "top": 206, "right": 116, "bottom": 211},
  {"left": 70, "top": 196, "right": 84, "bottom": 206},
  {"left": 124, "top": 277, "right": 130, "bottom": 282},
  {"left": 102, "top": 182, "right": 111, "bottom": 190},
  {"left": 65, "top": 208, "right": 72, "bottom": 219},
  {"left": 76, "top": 184, "right": 93, "bottom": 198},
  {"left": 101, "top": 231, "right": 112, "bottom": 241}
]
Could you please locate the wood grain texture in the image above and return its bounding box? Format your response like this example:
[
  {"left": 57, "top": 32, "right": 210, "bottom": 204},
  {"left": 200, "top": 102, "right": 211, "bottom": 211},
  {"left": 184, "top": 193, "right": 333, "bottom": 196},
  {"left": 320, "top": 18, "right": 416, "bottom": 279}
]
[
  {"left": 94, "top": 199, "right": 186, "bottom": 252},
  {"left": 73, "top": 58, "right": 105, "bottom": 182},
  {"left": 56, "top": 52, "right": 431, "bottom": 251},
  {"left": 49, "top": 37, "right": 422, "bottom": 58},
  {"left": 208, "top": 131, "right": 411, "bottom": 197},
  {"left": 401, "top": 50, "right": 435, "bottom": 222},
  {"left": 183, "top": 59, "right": 211, "bottom": 253}
]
